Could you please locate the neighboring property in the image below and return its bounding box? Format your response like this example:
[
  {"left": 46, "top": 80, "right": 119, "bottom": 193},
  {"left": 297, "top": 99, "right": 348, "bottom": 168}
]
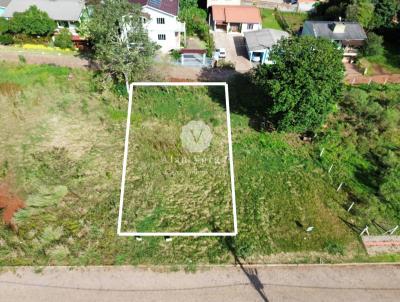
[
  {"left": 244, "top": 28, "right": 289, "bottom": 64},
  {"left": 206, "top": 0, "right": 240, "bottom": 8},
  {"left": 3, "top": 0, "right": 85, "bottom": 34},
  {"left": 209, "top": 5, "right": 262, "bottom": 33},
  {"left": 129, "top": 0, "right": 185, "bottom": 53},
  {"left": 0, "top": 0, "right": 11, "bottom": 16},
  {"left": 297, "top": 0, "right": 318, "bottom": 12},
  {"left": 302, "top": 21, "right": 367, "bottom": 56}
]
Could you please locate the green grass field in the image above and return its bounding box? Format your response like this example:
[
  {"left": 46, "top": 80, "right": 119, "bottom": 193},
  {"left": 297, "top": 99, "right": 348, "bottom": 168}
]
[
  {"left": 0, "top": 63, "right": 399, "bottom": 267},
  {"left": 121, "top": 86, "right": 234, "bottom": 233},
  {"left": 261, "top": 9, "right": 308, "bottom": 33}
]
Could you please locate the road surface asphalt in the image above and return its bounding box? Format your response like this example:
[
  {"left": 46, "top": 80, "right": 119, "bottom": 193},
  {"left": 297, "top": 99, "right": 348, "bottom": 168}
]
[{"left": 0, "top": 264, "right": 399, "bottom": 301}]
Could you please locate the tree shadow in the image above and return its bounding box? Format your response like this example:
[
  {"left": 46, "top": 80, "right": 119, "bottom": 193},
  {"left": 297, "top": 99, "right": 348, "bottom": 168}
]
[
  {"left": 221, "top": 237, "right": 269, "bottom": 302},
  {"left": 201, "top": 70, "right": 274, "bottom": 132}
]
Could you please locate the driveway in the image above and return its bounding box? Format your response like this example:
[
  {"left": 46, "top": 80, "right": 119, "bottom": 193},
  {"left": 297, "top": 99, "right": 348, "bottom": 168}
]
[
  {"left": 213, "top": 32, "right": 253, "bottom": 72},
  {"left": 1, "top": 264, "right": 400, "bottom": 301}
]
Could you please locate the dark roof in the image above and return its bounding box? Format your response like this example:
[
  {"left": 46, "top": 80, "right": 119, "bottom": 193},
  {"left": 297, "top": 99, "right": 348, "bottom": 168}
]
[
  {"left": 244, "top": 29, "right": 289, "bottom": 51},
  {"left": 129, "top": 0, "right": 179, "bottom": 16},
  {"left": 303, "top": 21, "right": 367, "bottom": 41}
]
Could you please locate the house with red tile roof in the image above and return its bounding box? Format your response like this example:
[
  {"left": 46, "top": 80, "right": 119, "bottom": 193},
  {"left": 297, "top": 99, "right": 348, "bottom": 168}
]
[
  {"left": 209, "top": 5, "right": 262, "bottom": 33},
  {"left": 129, "top": 0, "right": 185, "bottom": 52}
]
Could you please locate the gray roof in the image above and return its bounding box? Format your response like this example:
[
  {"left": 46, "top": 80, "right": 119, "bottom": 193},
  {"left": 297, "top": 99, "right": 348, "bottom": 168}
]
[
  {"left": 303, "top": 21, "right": 367, "bottom": 41},
  {"left": 3, "top": 0, "right": 84, "bottom": 21},
  {"left": 0, "top": 0, "right": 11, "bottom": 8},
  {"left": 244, "top": 29, "right": 290, "bottom": 52}
]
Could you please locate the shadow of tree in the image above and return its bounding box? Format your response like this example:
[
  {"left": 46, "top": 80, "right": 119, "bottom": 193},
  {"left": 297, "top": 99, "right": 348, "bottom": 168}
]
[{"left": 221, "top": 237, "right": 269, "bottom": 302}]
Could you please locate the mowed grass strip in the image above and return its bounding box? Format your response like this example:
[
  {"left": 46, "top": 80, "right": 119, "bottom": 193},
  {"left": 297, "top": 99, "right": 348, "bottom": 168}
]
[{"left": 121, "top": 86, "right": 234, "bottom": 233}]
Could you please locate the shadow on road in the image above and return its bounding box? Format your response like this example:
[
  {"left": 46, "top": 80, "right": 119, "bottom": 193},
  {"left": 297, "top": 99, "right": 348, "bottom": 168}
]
[{"left": 223, "top": 237, "right": 269, "bottom": 302}]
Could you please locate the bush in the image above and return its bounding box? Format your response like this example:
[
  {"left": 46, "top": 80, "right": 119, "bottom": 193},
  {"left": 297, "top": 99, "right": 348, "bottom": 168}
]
[
  {"left": 362, "top": 32, "right": 384, "bottom": 57},
  {"left": 0, "top": 17, "right": 9, "bottom": 34},
  {"left": 54, "top": 28, "right": 73, "bottom": 49},
  {"left": 0, "top": 34, "right": 13, "bottom": 45},
  {"left": 12, "top": 33, "right": 51, "bottom": 45},
  {"left": 9, "top": 5, "right": 56, "bottom": 36}
]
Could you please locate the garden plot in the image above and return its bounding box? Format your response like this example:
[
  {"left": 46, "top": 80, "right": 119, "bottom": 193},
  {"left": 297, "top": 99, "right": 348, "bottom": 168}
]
[{"left": 118, "top": 84, "right": 236, "bottom": 236}]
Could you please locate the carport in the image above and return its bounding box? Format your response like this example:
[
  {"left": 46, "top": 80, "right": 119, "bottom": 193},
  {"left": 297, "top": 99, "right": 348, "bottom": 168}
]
[
  {"left": 244, "top": 29, "right": 290, "bottom": 64},
  {"left": 180, "top": 49, "right": 210, "bottom": 67}
]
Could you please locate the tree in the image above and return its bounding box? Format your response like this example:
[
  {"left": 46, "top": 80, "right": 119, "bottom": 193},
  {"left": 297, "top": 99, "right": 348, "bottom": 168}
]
[
  {"left": 252, "top": 36, "right": 344, "bottom": 132},
  {"left": 9, "top": 5, "right": 56, "bottom": 36},
  {"left": 54, "top": 28, "right": 73, "bottom": 49},
  {"left": 0, "top": 17, "right": 9, "bottom": 34},
  {"left": 362, "top": 32, "right": 384, "bottom": 56},
  {"left": 87, "top": 0, "right": 157, "bottom": 89},
  {"left": 372, "top": 0, "right": 400, "bottom": 28},
  {"left": 345, "top": 0, "right": 375, "bottom": 28}
]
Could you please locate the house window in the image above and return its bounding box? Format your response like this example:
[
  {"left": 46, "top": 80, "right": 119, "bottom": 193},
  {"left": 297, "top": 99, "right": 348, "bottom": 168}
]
[
  {"left": 158, "top": 34, "right": 166, "bottom": 40},
  {"left": 156, "top": 18, "right": 165, "bottom": 24},
  {"left": 247, "top": 24, "right": 254, "bottom": 30}
]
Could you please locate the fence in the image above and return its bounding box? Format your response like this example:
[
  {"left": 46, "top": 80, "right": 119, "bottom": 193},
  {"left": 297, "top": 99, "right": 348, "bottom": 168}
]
[{"left": 346, "top": 74, "right": 400, "bottom": 85}]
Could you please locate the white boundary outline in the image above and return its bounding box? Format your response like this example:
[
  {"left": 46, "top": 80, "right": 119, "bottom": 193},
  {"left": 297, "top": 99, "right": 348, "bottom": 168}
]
[{"left": 117, "top": 82, "right": 237, "bottom": 237}]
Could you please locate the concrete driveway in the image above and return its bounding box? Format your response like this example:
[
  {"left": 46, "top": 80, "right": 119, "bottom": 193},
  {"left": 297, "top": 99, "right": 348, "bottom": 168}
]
[{"left": 213, "top": 32, "right": 253, "bottom": 72}]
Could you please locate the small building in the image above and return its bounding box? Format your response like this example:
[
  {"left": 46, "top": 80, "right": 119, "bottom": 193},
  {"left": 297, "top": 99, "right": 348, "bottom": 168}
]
[
  {"left": 297, "top": 0, "right": 317, "bottom": 12},
  {"left": 3, "top": 0, "right": 85, "bottom": 34},
  {"left": 244, "top": 29, "right": 289, "bottom": 64},
  {"left": 302, "top": 21, "right": 367, "bottom": 56},
  {"left": 209, "top": 5, "right": 262, "bottom": 33},
  {"left": 129, "top": 0, "right": 185, "bottom": 53},
  {"left": 0, "top": 0, "right": 11, "bottom": 16}
]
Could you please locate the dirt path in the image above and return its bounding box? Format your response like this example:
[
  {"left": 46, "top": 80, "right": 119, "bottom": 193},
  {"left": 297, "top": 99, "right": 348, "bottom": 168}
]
[
  {"left": 0, "top": 264, "right": 399, "bottom": 301},
  {"left": 0, "top": 46, "right": 93, "bottom": 69},
  {"left": 344, "top": 61, "right": 400, "bottom": 84}
]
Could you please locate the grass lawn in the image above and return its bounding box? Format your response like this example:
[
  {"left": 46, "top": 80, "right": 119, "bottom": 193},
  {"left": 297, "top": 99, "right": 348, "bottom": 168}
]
[
  {"left": 261, "top": 9, "right": 308, "bottom": 33},
  {"left": 0, "top": 63, "right": 398, "bottom": 267},
  {"left": 261, "top": 9, "right": 283, "bottom": 30},
  {"left": 362, "top": 41, "right": 400, "bottom": 75}
]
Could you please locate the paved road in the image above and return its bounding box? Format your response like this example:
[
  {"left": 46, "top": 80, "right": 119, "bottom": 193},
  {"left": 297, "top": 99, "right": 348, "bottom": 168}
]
[{"left": 0, "top": 264, "right": 399, "bottom": 301}]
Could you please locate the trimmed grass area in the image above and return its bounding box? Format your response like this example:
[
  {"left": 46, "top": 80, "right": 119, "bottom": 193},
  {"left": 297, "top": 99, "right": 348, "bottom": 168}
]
[
  {"left": 261, "top": 9, "right": 282, "bottom": 30},
  {"left": 261, "top": 9, "right": 308, "bottom": 33},
  {"left": 0, "top": 63, "right": 399, "bottom": 266}
]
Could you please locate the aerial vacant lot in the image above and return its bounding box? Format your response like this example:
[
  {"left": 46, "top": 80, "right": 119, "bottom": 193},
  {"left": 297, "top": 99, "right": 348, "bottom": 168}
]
[
  {"left": 0, "top": 62, "right": 399, "bottom": 266},
  {"left": 120, "top": 86, "right": 234, "bottom": 234}
]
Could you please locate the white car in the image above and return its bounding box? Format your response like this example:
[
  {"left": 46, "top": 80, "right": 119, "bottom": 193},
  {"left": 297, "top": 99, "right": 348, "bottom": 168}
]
[{"left": 215, "top": 48, "right": 226, "bottom": 59}]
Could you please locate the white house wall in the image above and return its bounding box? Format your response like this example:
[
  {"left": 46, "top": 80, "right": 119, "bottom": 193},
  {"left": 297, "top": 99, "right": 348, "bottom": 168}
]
[{"left": 142, "top": 6, "right": 184, "bottom": 52}]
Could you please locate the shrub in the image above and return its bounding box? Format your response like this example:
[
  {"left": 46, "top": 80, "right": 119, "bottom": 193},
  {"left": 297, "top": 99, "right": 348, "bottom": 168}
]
[
  {"left": 12, "top": 33, "right": 51, "bottom": 45},
  {"left": 9, "top": 5, "right": 56, "bottom": 36},
  {"left": 362, "top": 32, "right": 384, "bottom": 57},
  {"left": 169, "top": 49, "right": 181, "bottom": 61},
  {"left": 0, "top": 34, "right": 13, "bottom": 45},
  {"left": 0, "top": 17, "right": 9, "bottom": 34},
  {"left": 54, "top": 28, "right": 73, "bottom": 49}
]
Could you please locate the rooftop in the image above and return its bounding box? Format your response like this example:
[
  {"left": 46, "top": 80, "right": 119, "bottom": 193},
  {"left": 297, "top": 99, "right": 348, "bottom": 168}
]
[
  {"left": 129, "top": 0, "right": 179, "bottom": 16},
  {"left": 211, "top": 5, "right": 261, "bottom": 24},
  {"left": 244, "top": 29, "right": 289, "bottom": 51},
  {"left": 3, "top": 0, "right": 85, "bottom": 21},
  {"left": 0, "top": 0, "right": 11, "bottom": 8},
  {"left": 303, "top": 21, "right": 367, "bottom": 41}
]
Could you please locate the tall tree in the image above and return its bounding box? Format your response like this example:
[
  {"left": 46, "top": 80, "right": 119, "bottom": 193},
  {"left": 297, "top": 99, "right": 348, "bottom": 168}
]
[
  {"left": 252, "top": 36, "right": 344, "bottom": 132},
  {"left": 372, "top": 0, "right": 400, "bottom": 28},
  {"left": 9, "top": 5, "right": 56, "bottom": 36},
  {"left": 345, "top": 0, "right": 375, "bottom": 29},
  {"left": 87, "top": 0, "right": 157, "bottom": 89}
]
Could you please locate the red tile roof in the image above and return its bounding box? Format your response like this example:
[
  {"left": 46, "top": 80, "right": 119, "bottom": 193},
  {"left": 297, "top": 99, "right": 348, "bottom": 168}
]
[
  {"left": 129, "top": 0, "right": 179, "bottom": 16},
  {"left": 211, "top": 5, "right": 261, "bottom": 24}
]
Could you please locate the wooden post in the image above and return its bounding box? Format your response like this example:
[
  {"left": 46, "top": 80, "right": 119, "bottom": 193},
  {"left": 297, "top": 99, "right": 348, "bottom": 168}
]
[
  {"left": 328, "top": 164, "right": 333, "bottom": 173},
  {"left": 337, "top": 182, "right": 344, "bottom": 192}
]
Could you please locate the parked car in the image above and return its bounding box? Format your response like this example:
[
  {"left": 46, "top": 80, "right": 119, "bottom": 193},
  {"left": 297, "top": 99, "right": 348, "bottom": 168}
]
[{"left": 215, "top": 48, "right": 226, "bottom": 59}]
